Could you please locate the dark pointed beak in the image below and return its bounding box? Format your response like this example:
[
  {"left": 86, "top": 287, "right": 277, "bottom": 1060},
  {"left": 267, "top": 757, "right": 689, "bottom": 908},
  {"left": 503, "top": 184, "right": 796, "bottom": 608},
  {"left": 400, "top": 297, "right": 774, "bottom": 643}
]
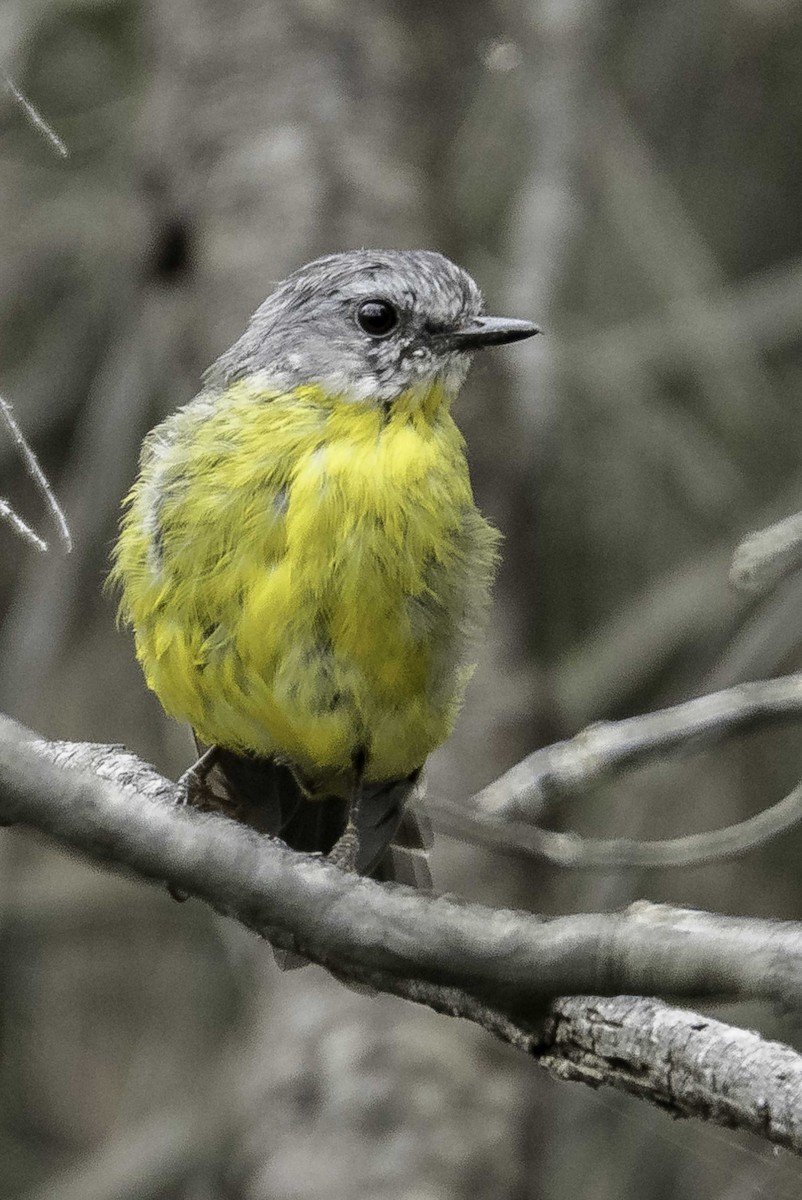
[{"left": 440, "top": 315, "right": 541, "bottom": 350}]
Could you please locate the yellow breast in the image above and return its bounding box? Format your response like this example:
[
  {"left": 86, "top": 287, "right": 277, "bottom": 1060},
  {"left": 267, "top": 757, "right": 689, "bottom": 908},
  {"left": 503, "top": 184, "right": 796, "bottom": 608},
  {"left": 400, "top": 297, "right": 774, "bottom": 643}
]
[{"left": 111, "top": 379, "right": 499, "bottom": 787}]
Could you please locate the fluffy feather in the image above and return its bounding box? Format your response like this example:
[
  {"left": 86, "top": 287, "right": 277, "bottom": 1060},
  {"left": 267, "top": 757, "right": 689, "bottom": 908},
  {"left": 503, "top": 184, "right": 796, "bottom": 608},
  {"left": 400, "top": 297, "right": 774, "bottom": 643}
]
[{"left": 111, "top": 377, "right": 500, "bottom": 793}]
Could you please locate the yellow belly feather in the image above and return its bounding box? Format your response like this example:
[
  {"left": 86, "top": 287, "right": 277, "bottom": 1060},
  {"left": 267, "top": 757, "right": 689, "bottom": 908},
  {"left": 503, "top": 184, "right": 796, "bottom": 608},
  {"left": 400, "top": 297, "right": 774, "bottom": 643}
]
[{"left": 111, "top": 379, "right": 499, "bottom": 788}]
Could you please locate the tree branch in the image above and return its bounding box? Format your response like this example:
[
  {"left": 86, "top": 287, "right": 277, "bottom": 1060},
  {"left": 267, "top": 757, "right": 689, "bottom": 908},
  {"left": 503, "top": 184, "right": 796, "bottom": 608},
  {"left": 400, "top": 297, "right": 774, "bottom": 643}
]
[
  {"left": 3, "top": 716, "right": 802, "bottom": 1150},
  {"left": 2, "top": 72, "right": 69, "bottom": 157},
  {"left": 432, "top": 779, "right": 802, "bottom": 869},
  {"left": 539, "top": 996, "right": 802, "bottom": 1151},
  {"left": 0, "top": 496, "right": 47, "bottom": 551},
  {"left": 731, "top": 510, "right": 802, "bottom": 596},
  {"left": 468, "top": 671, "right": 802, "bottom": 820},
  {"left": 432, "top": 673, "right": 802, "bottom": 869},
  {"left": 0, "top": 393, "right": 71, "bottom": 553}
]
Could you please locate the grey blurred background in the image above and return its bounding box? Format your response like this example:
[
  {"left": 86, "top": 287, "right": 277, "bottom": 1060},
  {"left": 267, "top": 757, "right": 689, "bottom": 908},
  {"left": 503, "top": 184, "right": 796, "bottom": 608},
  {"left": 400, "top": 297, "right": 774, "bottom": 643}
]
[{"left": 3, "top": 0, "right": 802, "bottom": 1195}]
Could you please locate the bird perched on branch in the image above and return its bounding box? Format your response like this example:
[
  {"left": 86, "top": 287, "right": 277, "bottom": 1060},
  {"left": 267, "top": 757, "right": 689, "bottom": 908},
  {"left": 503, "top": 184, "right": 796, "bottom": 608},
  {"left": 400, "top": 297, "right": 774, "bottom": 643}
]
[{"left": 111, "top": 249, "right": 538, "bottom": 894}]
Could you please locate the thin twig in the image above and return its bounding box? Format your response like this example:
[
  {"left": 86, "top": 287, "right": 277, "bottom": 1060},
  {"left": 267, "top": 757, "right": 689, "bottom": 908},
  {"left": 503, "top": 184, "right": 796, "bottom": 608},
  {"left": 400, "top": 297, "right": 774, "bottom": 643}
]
[
  {"left": 0, "top": 393, "right": 71, "bottom": 553},
  {"left": 0, "top": 497, "right": 47, "bottom": 552},
  {"left": 731, "top": 510, "right": 802, "bottom": 595},
  {"left": 472, "top": 673, "right": 802, "bottom": 824},
  {"left": 433, "top": 780, "right": 802, "bottom": 869},
  {"left": 3, "top": 73, "right": 69, "bottom": 157}
]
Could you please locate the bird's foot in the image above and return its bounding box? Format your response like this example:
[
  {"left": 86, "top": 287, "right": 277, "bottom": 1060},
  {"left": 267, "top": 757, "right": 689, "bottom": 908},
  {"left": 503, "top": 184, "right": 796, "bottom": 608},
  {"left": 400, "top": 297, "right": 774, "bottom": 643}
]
[
  {"left": 177, "top": 747, "right": 242, "bottom": 822},
  {"left": 177, "top": 745, "right": 220, "bottom": 806},
  {"left": 328, "top": 826, "right": 360, "bottom": 873}
]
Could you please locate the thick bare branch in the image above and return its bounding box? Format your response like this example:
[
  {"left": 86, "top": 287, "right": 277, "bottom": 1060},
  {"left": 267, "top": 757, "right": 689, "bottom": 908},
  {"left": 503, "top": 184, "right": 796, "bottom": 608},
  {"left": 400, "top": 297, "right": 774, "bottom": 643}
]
[
  {"left": 540, "top": 996, "right": 802, "bottom": 1152},
  {"left": 3, "top": 718, "right": 801, "bottom": 1013},
  {"left": 4, "top": 717, "right": 802, "bottom": 1150}
]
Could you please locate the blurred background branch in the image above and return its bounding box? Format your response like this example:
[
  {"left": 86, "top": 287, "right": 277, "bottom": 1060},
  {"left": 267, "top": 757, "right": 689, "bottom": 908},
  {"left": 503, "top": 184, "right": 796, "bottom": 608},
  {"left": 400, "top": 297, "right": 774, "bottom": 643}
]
[
  {"left": 0, "top": 394, "right": 70, "bottom": 553},
  {"left": 731, "top": 509, "right": 802, "bottom": 595},
  {"left": 3, "top": 71, "right": 68, "bottom": 157}
]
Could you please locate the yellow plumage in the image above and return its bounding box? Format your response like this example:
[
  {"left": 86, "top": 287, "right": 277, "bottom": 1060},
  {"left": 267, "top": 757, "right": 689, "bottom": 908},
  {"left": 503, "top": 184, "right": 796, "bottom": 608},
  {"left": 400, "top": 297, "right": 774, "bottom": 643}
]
[{"left": 111, "top": 378, "right": 500, "bottom": 793}]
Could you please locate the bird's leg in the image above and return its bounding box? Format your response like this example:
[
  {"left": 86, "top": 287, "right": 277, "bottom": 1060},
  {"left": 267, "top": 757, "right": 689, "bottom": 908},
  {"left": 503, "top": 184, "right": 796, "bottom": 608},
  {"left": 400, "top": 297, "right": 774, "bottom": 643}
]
[
  {"left": 328, "top": 749, "right": 367, "bottom": 873},
  {"left": 177, "top": 745, "right": 225, "bottom": 807}
]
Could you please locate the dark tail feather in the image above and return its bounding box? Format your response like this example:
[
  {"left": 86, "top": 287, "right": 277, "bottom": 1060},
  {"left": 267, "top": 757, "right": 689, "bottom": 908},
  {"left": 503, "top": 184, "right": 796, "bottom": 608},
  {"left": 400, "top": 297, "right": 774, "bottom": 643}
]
[{"left": 373, "top": 798, "right": 433, "bottom": 889}]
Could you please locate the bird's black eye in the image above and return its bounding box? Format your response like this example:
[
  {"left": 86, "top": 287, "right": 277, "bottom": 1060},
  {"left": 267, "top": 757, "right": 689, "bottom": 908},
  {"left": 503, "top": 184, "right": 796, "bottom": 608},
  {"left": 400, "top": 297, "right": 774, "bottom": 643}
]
[{"left": 356, "top": 299, "right": 399, "bottom": 338}]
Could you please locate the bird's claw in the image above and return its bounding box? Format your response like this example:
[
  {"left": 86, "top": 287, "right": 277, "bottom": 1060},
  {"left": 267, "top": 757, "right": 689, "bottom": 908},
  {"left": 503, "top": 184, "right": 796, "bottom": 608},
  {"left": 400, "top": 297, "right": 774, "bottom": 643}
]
[{"left": 328, "top": 828, "right": 360, "bottom": 873}]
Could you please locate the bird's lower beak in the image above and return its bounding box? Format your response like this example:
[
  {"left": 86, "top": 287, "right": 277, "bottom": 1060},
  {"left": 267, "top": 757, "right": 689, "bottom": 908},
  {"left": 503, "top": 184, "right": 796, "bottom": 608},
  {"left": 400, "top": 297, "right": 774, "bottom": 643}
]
[{"left": 442, "top": 316, "right": 541, "bottom": 350}]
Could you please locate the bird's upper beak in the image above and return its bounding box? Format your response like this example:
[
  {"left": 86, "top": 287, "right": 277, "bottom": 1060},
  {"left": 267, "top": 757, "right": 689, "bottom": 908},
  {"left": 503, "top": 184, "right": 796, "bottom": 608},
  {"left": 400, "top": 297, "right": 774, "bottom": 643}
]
[{"left": 439, "top": 315, "right": 541, "bottom": 351}]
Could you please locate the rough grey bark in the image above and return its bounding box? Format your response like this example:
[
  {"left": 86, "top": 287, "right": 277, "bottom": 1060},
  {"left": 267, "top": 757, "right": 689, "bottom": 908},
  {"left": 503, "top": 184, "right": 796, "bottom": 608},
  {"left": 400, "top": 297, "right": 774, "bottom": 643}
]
[
  {"left": 540, "top": 996, "right": 802, "bottom": 1152},
  {"left": 3, "top": 715, "right": 802, "bottom": 1155}
]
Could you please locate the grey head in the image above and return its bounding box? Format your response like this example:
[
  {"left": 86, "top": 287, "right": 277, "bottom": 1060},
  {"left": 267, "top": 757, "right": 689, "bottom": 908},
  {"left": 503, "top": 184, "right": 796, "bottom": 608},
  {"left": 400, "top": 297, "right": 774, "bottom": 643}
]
[{"left": 208, "top": 249, "right": 539, "bottom": 405}]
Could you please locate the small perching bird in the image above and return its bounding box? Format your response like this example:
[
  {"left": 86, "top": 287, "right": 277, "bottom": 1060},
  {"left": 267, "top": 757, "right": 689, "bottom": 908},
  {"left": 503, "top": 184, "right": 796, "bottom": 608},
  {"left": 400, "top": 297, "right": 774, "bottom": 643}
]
[{"left": 111, "top": 249, "right": 539, "bottom": 888}]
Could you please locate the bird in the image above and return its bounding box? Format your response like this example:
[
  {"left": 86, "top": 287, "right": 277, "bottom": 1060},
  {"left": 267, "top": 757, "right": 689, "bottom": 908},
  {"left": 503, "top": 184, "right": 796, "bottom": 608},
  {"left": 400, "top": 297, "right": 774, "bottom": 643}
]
[{"left": 110, "top": 249, "right": 539, "bottom": 896}]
